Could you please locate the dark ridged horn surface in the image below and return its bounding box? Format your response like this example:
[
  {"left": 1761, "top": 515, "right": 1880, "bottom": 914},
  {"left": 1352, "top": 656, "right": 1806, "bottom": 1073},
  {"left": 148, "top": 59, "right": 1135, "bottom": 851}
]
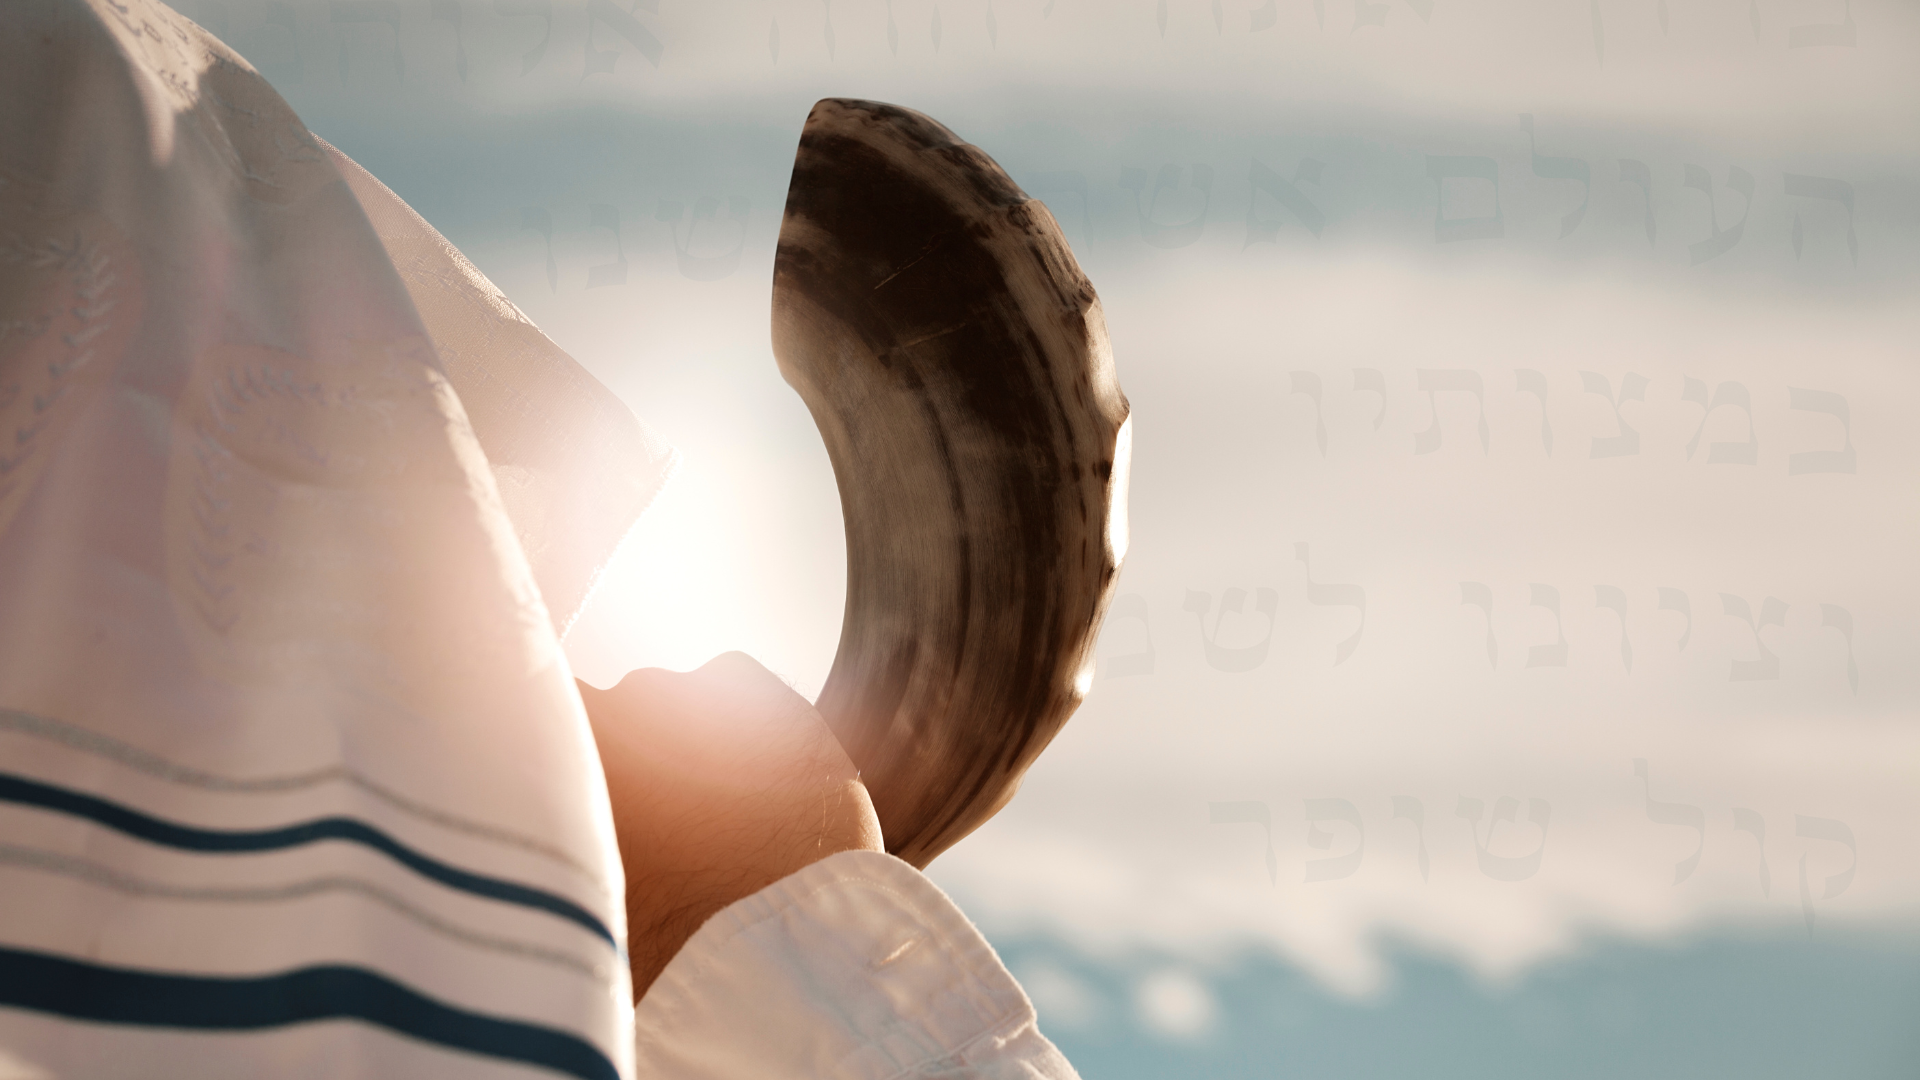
[{"left": 772, "top": 99, "right": 1131, "bottom": 869}]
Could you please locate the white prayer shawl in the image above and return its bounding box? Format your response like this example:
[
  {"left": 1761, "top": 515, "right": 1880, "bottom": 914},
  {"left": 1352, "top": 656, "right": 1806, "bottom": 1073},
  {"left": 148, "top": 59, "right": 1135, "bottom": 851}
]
[
  {"left": 0, "top": 1, "right": 655, "bottom": 1075},
  {"left": 637, "top": 850, "right": 1080, "bottom": 1080},
  {"left": 0, "top": 3, "right": 1079, "bottom": 1077}
]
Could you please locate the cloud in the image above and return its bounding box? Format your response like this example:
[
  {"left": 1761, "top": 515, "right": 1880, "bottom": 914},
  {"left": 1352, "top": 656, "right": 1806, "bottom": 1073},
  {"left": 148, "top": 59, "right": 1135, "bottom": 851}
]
[{"left": 207, "top": 0, "right": 1920, "bottom": 1001}]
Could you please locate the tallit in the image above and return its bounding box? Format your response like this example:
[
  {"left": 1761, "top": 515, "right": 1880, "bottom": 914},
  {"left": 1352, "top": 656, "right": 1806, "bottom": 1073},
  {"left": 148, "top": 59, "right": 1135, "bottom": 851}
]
[{"left": 0, "top": 1, "right": 668, "bottom": 1076}]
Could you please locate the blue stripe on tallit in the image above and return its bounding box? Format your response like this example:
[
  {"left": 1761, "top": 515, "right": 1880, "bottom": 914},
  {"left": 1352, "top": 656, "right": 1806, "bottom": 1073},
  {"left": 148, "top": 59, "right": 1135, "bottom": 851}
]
[
  {"left": 0, "top": 773, "right": 614, "bottom": 946},
  {"left": 0, "top": 945, "right": 619, "bottom": 1080}
]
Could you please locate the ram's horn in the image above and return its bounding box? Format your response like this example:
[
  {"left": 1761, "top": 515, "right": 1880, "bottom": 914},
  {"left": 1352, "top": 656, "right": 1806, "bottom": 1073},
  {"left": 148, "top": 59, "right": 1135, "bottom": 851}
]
[{"left": 771, "top": 99, "right": 1131, "bottom": 869}]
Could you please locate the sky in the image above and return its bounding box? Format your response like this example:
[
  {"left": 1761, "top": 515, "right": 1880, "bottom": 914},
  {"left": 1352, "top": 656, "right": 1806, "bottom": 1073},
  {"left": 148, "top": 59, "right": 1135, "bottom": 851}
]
[{"left": 186, "top": 0, "right": 1920, "bottom": 1072}]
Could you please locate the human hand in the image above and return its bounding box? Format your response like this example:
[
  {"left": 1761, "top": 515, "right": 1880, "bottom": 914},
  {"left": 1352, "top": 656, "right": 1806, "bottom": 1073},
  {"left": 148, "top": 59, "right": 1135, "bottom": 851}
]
[{"left": 576, "top": 652, "right": 884, "bottom": 999}]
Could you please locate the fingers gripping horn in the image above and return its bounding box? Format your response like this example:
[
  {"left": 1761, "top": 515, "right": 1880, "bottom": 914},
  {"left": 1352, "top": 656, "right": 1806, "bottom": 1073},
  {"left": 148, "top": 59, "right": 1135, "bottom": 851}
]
[{"left": 772, "top": 99, "right": 1131, "bottom": 868}]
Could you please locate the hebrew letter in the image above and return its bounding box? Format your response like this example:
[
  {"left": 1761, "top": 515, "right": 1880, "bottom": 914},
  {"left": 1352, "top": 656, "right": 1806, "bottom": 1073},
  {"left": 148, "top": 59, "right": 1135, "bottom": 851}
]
[
  {"left": 1657, "top": 586, "right": 1691, "bottom": 651},
  {"left": 1245, "top": 158, "right": 1327, "bottom": 245},
  {"left": 1520, "top": 115, "right": 1591, "bottom": 239},
  {"left": 1304, "top": 798, "right": 1365, "bottom": 882},
  {"left": 1596, "top": 585, "right": 1632, "bottom": 671},
  {"left": 1027, "top": 171, "right": 1091, "bottom": 246},
  {"left": 1788, "top": 0, "right": 1855, "bottom": 47},
  {"left": 1296, "top": 543, "right": 1365, "bottom": 665},
  {"left": 430, "top": 0, "right": 467, "bottom": 81},
  {"left": 1633, "top": 759, "right": 1704, "bottom": 884},
  {"left": 1819, "top": 603, "right": 1857, "bottom": 694},
  {"left": 1183, "top": 587, "right": 1279, "bottom": 673},
  {"left": 1289, "top": 372, "right": 1327, "bottom": 457},
  {"left": 331, "top": 1, "right": 403, "bottom": 82},
  {"left": 1786, "top": 387, "right": 1854, "bottom": 476},
  {"left": 1618, "top": 158, "right": 1656, "bottom": 244},
  {"left": 1392, "top": 796, "right": 1430, "bottom": 882},
  {"left": 1784, "top": 174, "right": 1857, "bottom": 266},
  {"left": 1460, "top": 581, "right": 1497, "bottom": 667},
  {"left": 1353, "top": 368, "right": 1387, "bottom": 430},
  {"left": 1580, "top": 370, "right": 1648, "bottom": 458},
  {"left": 1516, "top": 368, "right": 1552, "bottom": 456},
  {"left": 1796, "top": 815, "right": 1856, "bottom": 935},
  {"left": 1732, "top": 807, "right": 1771, "bottom": 896},
  {"left": 1526, "top": 583, "right": 1567, "bottom": 667},
  {"left": 1683, "top": 376, "right": 1711, "bottom": 460},
  {"left": 1209, "top": 801, "right": 1276, "bottom": 884},
  {"left": 1682, "top": 164, "right": 1754, "bottom": 266},
  {"left": 1413, "top": 369, "right": 1488, "bottom": 455},
  {"left": 492, "top": 0, "right": 552, "bottom": 75},
  {"left": 1102, "top": 593, "right": 1155, "bottom": 679},
  {"left": 1120, "top": 165, "right": 1214, "bottom": 249},
  {"left": 520, "top": 207, "right": 557, "bottom": 292},
  {"left": 661, "top": 196, "right": 748, "bottom": 281},
  {"left": 585, "top": 204, "right": 627, "bottom": 288},
  {"left": 1250, "top": 0, "right": 1278, "bottom": 30},
  {"left": 1426, "top": 155, "right": 1503, "bottom": 242},
  {"left": 1682, "top": 378, "right": 1758, "bottom": 464},
  {"left": 585, "top": 0, "right": 662, "bottom": 75},
  {"left": 1712, "top": 380, "right": 1766, "bottom": 461},
  {"left": 1457, "top": 796, "right": 1551, "bottom": 881},
  {"left": 1721, "top": 594, "right": 1786, "bottom": 681},
  {"left": 1799, "top": 816, "right": 1858, "bottom": 898}
]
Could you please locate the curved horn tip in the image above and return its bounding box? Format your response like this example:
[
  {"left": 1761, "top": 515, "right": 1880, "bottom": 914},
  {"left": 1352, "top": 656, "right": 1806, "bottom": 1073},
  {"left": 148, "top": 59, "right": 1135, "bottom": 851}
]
[{"left": 774, "top": 101, "right": 1128, "bottom": 868}]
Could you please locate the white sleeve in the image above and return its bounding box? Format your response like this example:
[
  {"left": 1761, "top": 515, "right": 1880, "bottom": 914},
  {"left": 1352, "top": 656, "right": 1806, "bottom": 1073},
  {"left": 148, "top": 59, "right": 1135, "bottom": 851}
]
[{"left": 634, "top": 850, "right": 1080, "bottom": 1080}]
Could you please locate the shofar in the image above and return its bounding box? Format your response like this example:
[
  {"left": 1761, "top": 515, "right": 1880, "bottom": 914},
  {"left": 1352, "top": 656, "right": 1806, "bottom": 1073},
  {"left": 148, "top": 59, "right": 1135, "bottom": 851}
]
[{"left": 772, "top": 99, "right": 1131, "bottom": 869}]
